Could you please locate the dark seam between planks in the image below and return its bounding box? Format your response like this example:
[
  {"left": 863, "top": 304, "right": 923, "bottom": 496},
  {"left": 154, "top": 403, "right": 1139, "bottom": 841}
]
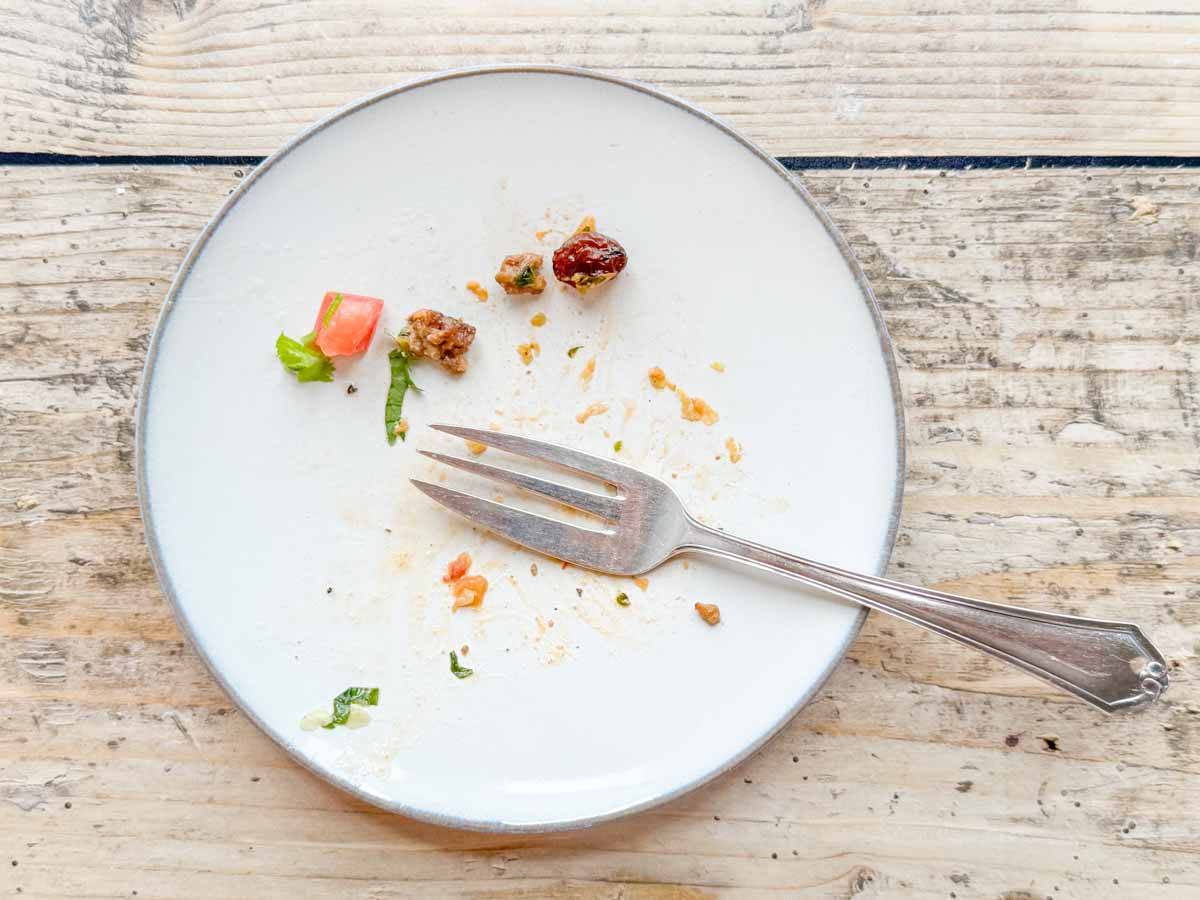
[{"left": 2, "top": 152, "right": 1200, "bottom": 170}]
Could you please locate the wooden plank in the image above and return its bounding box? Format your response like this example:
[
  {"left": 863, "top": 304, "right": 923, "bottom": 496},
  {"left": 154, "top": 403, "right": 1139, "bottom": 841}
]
[
  {"left": 1, "top": 164, "right": 1198, "bottom": 896},
  {"left": 3, "top": 1, "right": 1200, "bottom": 157}
]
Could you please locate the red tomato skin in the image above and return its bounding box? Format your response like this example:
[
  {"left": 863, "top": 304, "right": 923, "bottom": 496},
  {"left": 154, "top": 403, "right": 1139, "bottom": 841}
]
[{"left": 313, "top": 292, "right": 383, "bottom": 356}]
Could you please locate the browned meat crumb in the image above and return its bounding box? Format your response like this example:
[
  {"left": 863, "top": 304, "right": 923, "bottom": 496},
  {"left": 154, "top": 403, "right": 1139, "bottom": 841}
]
[
  {"left": 466, "top": 281, "right": 488, "bottom": 302},
  {"left": 695, "top": 602, "right": 721, "bottom": 625},
  {"left": 495, "top": 253, "right": 547, "bottom": 295},
  {"left": 401, "top": 309, "right": 476, "bottom": 374}
]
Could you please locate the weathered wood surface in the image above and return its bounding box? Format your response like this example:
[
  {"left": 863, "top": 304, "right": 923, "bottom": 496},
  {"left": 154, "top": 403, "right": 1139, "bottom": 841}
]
[
  {"left": 4, "top": 0, "right": 1200, "bottom": 158},
  {"left": 2, "top": 164, "right": 1198, "bottom": 897}
]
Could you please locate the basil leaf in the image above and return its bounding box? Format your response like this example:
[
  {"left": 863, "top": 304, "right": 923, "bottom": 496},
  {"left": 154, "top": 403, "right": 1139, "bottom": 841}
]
[
  {"left": 385, "top": 348, "right": 420, "bottom": 445},
  {"left": 449, "top": 650, "right": 473, "bottom": 679},
  {"left": 276, "top": 331, "right": 335, "bottom": 383},
  {"left": 321, "top": 686, "right": 380, "bottom": 729}
]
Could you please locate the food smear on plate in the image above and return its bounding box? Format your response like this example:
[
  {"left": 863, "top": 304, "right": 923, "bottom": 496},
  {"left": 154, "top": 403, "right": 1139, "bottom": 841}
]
[
  {"left": 495, "top": 253, "right": 547, "bottom": 295},
  {"left": 694, "top": 602, "right": 721, "bottom": 625},
  {"left": 312, "top": 292, "right": 383, "bottom": 356},
  {"left": 575, "top": 402, "right": 608, "bottom": 424},
  {"left": 553, "top": 215, "right": 628, "bottom": 294},
  {"left": 299, "top": 686, "right": 380, "bottom": 731},
  {"left": 466, "top": 280, "right": 489, "bottom": 302},
  {"left": 400, "top": 309, "right": 476, "bottom": 374},
  {"left": 449, "top": 650, "right": 474, "bottom": 679},
  {"left": 711, "top": 361, "right": 726, "bottom": 373},
  {"left": 579, "top": 357, "right": 596, "bottom": 385},
  {"left": 647, "top": 366, "right": 674, "bottom": 390},
  {"left": 632, "top": 576, "right": 649, "bottom": 591}
]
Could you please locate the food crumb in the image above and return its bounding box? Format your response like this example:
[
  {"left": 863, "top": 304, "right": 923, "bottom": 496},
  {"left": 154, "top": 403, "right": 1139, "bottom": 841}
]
[
  {"left": 615, "top": 592, "right": 631, "bottom": 607},
  {"left": 346, "top": 383, "right": 358, "bottom": 394},
  {"left": 678, "top": 390, "right": 719, "bottom": 425},
  {"left": 580, "top": 357, "right": 596, "bottom": 385},
  {"left": 575, "top": 402, "right": 609, "bottom": 424},
  {"left": 530, "top": 562, "right": 538, "bottom": 577},
  {"left": 460, "top": 644, "right": 469, "bottom": 657},
  {"left": 451, "top": 575, "right": 489, "bottom": 610},
  {"left": 401, "top": 309, "right": 476, "bottom": 374},
  {"left": 517, "top": 341, "right": 541, "bottom": 366},
  {"left": 443, "top": 553, "right": 472, "bottom": 583},
  {"left": 695, "top": 602, "right": 721, "bottom": 625},
  {"left": 530, "top": 311, "right": 547, "bottom": 327},
  {"left": 632, "top": 576, "right": 649, "bottom": 591},
  {"left": 711, "top": 361, "right": 726, "bottom": 372},
  {"left": 567, "top": 345, "right": 583, "bottom": 359},
  {"left": 535, "top": 229, "right": 551, "bottom": 241},
  {"left": 613, "top": 439, "right": 623, "bottom": 452},
  {"left": 726, "top": 436, "right": 743, "bottom": 463},
  {"left": 465, "top": 440, "right": 488, "bottom": 455},
  {"left": 648, "top": 366, "right": 673, "bottom": 390},
  {"left": 466, "top": 281, "right": 489, "bottom": 302},
  {"left": 392, "top": 418, "right": 409, "bottom": 438},
  {"left": 496, "top": 253, "right": 546, "bottom": 295}
]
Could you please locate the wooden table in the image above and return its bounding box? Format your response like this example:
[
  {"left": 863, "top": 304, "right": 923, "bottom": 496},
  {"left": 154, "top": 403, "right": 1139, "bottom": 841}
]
[{"left": 2, "top": 3, "right": 1198, "bottom": 897}]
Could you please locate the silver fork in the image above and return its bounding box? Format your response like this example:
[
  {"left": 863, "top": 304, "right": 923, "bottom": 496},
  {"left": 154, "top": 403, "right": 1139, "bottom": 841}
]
[{"left": 411, "top": 424, "right": 1168, "bottom": 713}]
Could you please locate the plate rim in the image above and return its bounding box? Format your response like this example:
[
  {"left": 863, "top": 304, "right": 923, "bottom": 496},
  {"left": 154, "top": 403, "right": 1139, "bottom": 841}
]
[{"left": 135, "top": 63, "right": 907, "bottom": 833}]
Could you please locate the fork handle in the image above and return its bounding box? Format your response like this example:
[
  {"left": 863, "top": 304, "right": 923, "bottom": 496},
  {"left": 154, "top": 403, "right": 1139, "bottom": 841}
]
[{"left": 683, "top": 521, "right": 1168, "bottom": 712}]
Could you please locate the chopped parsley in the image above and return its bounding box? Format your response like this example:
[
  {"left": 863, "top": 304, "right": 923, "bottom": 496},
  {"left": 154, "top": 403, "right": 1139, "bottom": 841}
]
[
  {"left": 514, "top": 265, "right": 537, "bottom": 288},
  {"left": 567, "top": 345, "right": 583, "bottom": 359},
  {"left": 276, "top": 331, "right": 334, "bottom": 383},
  {"left": 615, "top": 592, "right": 630, "bottom": 607},
  {"left": 613, "top": 440, "right": 623, "bottom": 452},
  {"left": 385, "top": 348, "right": 420, "bottom": 445},
  {"left": 321, "top": 686, "right": 379, "bottom": 729},
  {"left": 449, "top": 650, "right": 473, "bottom": 679}
]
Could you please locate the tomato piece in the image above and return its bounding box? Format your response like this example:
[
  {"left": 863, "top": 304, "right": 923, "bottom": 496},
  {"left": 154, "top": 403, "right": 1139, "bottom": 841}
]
[{"left": 312, "top": 292, "right": 383, "bottom": 357}]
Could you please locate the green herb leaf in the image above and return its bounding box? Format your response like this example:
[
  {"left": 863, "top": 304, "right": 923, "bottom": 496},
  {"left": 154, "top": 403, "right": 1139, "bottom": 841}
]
[
  {"left": 613, "top": 440, "right": 623, "bottom": 452},
  {"left": 567, "top": 345, "right": 583, "bottom": 359},
  {"left": 320, "top": 293, "right": 344, "bottom": 330},
  {"left": 321, "top": 686, "right": 380, "bottom": 729},
  {"left": 385, "top": 348, "right": 421, "bottom": 445},
  {"left": 514, "top": 265, "right": 537, "bottom": 288},
  {"left": 615, "top": 592, "right": 631, "bottom": 607},
  {"left": 449, "top": 650, "right": 473, "bottom": 679},
  {"left": 276, "top": 331, "right": 335, "bottom": 383}
]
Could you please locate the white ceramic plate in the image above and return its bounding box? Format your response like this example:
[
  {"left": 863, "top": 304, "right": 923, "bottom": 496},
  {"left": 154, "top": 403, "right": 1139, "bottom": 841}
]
[{"left": 138, "top": 67, "right": 903, "bottom": 831}]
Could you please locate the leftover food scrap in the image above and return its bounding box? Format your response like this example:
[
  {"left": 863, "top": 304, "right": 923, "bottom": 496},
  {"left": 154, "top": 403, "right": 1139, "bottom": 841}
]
[
  {"left": 304, "top": 686, "right": 380, "bottom": 731},
  {"left": 443, "top": 552, "right": 489, "bottom": 611},
  {"left": 385, "top": 349, "right": 419, "bottom": 445},
  {"left": 553, "top": 216, "right": 628, "bottom": 293},
  {"left": 575, "top": 402, "right": 608, "bottom": 424},
  {"left": 649, "top": 367, "right": 719, "bottom": 425},
  {"left": 400, "top": 308, "right": 477, "bottom": 374},
  {"left": 496, "top": 253, "right": 547, "bottom": 295},
  {"left": 694, "top": 602, "right": 721, "bottom": 626},
  {"left": 517, "top": 341, "right": 541, "bottom": 366},
  {"left": 276, "top": 291, "right": 383, "bottom": 383},
  {"left": 449, "top": 650, "right": 474, "bottom": 679},
  {"left": 466, "top": 281, "right": 489, "bottom": 302}
]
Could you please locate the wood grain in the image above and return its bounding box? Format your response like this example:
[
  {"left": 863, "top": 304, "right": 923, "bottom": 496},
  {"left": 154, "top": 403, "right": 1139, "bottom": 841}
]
[
  {"left": 3, "top": 0, "right": 1200, "bottom": 157},
  {"left": 2, "top": 164, "right": 1198, "bottom": 897}
]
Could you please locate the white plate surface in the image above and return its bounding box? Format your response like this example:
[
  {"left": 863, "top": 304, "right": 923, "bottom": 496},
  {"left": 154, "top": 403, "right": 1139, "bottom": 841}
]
[{"left": 139, "top": 67, "right": 903, "bottom": 831}]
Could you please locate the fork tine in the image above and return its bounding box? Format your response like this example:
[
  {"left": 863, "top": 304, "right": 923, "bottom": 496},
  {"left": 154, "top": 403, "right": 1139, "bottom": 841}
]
[
  {"left": 409, "top": 480, "right": 621, "bottom": 571},
  {"left": 418, "top": 450, "right": 621, "bottom": 520},
  {"left": 429, "top": 424, "right": 637, "bottom": 485}
]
